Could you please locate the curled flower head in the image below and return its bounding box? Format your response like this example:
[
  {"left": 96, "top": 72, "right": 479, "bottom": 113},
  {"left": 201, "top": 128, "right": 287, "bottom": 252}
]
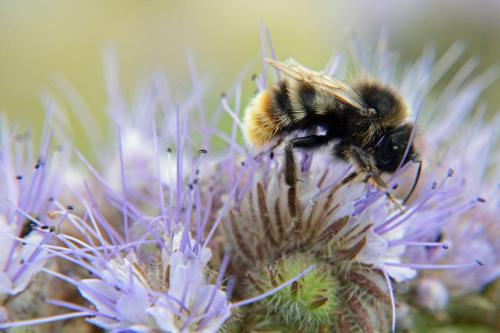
[{"left": 223, "top": 143, "right": 418, "bottom": 331}]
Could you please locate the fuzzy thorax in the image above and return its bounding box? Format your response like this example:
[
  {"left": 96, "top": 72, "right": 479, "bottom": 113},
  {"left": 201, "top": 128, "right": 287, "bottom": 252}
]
[{"left": 243, "top": 90, "right": 281, "bottom": 147}]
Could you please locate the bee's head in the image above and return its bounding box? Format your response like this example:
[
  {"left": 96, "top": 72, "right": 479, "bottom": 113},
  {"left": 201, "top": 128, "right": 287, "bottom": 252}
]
[
  {"left": 354, "top": 82, "right": 407, "bottom": 126},
  {"left": 374, "top": 124, "right": 419, "bottom": 172}
]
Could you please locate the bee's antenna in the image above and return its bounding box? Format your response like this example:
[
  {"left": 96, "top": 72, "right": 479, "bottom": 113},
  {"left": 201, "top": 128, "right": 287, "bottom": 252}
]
[{"left": 402, "top": 158, "right": 423, "bottom": 205}]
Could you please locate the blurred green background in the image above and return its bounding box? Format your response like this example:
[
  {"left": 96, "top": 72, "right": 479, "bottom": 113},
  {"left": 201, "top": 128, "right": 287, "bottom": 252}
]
[
  {"left": 1, "top": 0, "right": 498, "bottom": 138},
  {"left": 0, "top": 1, "right": 498, "bottom": 332}
]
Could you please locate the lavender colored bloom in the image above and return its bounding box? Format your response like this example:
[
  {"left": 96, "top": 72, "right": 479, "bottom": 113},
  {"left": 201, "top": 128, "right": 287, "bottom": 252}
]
[
  {"left": 4, "top": 199, "right": 232, "bottom": 332},
  {"left": 72, "top": 225, "right": 231, "bottom": 332},
  {"left": 51, "top": 47, "right": 213, "bottom": 217},
  {"left": 0, "top": 116, "right": 69, "bottom": 323},
  {"left": 77, "top": 255, "right": 152, "bottom": 331},
  {"left": 147, "top": 231, "right": 231, "bottom": 333},
  {"left": 336, "top": 34, "right": 499, "bottom": 297},
  {"left": 221, "top": 147, "right": 415, "bottom": 331},
  {"left": 2, "top": 92, "right": 233, "bottom": 331},
  {"left": 217, "top": 33, "right": 497, "bottom": 331},
  {"left": 332, "top": 43, "right": 500, "bottom": 330},
  {"left": 0, "top": 31, "right": 497, "bottom": 333},
  {"left": 389, "top": 44, "right": 500, "bottom": 297}
]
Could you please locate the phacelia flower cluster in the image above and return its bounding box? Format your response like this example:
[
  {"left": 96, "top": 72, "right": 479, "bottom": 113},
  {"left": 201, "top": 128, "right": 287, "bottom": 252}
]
[{"left": 0, "top": 32, "right": 497, "bottom": 333}]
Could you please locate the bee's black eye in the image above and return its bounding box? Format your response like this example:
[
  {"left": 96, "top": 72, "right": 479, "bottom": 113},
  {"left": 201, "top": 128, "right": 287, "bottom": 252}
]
[{"left": 374, "top": 125, "right": 414, "bottom": 172}]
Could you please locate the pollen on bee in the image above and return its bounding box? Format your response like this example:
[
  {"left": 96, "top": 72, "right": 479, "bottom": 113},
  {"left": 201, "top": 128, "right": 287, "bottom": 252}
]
[{"left": 243, "top": 90, "right": 280, "bottom": 147}]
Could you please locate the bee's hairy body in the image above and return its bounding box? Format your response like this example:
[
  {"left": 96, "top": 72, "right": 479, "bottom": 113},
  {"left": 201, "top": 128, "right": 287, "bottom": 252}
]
[
  {"left": 244, "top": 77, "right": 414, "bottom": 173},
  {"left": 244, "top": 79, "right": 342, "bottom": 146}
]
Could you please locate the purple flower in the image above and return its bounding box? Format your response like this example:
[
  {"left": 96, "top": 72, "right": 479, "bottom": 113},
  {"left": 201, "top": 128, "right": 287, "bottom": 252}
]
[
  {"left": 0, "top": 32, "right": 497, "bottom": 333},
  {"left": 217, "top": 33, "right": 497, "bottom": 331},
  {"left": 147, "top": 230, "right": 231, "bottom": 333},
  {"left": 0, "top": 116, "right": 69, "bottom": 322},
  {"left": 52, "top": 47, "right": 212, "bottom": 216},
  {"left": 392, "top": 45, "right": 500, "bottom": 297}
]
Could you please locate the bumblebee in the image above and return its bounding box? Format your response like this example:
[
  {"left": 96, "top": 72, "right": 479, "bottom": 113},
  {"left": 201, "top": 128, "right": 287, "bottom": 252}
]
[{"left": 243, "top": 58, "right": 422, "bottom": 205}]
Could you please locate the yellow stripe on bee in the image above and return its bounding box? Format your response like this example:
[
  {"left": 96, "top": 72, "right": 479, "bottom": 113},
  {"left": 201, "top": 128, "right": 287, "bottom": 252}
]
[{"left": 243, "top": 91, "right": 281, "bottom": 147}]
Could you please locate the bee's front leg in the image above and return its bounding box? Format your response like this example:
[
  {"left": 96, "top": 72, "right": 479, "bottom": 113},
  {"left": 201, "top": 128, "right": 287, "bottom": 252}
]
[
  {"left": 347, "top": 145, "right": 406, "bottom": 213},
  {"left": 284, "top": 135, "right": 329, "bottom": 186}
]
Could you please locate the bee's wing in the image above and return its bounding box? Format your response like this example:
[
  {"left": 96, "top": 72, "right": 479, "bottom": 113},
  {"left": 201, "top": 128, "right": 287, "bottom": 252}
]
[{"left": 266, "top": 58, "right": 366, "bottom": 111}]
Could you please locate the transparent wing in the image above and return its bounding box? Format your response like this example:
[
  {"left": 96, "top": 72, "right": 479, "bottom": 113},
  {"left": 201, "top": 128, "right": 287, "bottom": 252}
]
[{"left": 266, "top": 58, "right": 366, "bottom": 111}]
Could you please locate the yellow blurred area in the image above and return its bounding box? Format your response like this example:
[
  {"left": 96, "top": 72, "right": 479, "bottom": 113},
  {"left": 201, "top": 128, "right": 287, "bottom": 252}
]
[{"left": 0, "top": 0, "right": 499, "bottom": 144}]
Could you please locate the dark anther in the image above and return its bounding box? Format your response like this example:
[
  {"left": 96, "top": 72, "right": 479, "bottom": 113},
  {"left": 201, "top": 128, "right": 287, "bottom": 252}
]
[
  {"left": 20, "top": 219, "right": 37, "bottom": 238},
  {"left": 67, "top": 205, "right": 74, "bottom": 211},
  {"left": 16, "top": 175, "right": 23, "bottom": 180},
  {"left": 167, "top": 147, "right": 172, "bottom": 153},
  {"left": 251, "top": 74, "right": 257, "bottom": 81},
  {"left": 392, "top": 184, "right": 398, "bottom": 190},
  {"left": 35, "top": 157, "right": 43, "bottom": 169},
  {"left": 40, "top": 226, "right": 49, "bottom": 230},
  {"left": 269, "top": 151, "right": 274, "bottom": 159},
  {"left": 477, "top": 197, "right": 486, "bottom": 203},
  {"left": 199, "top": 149, "right": 208, "bottom": 154},
  {"left": 220, "top": 92, "right": 227, "bottom": 99},
  {"left": 476, "top": 260, "right": 484, "bottom": 266},
  {"left": 49, "top": 226, "right": 56, "bottom": 232},
  {"left": 49, "top": 197, "right": 54, "bottom": 202},
  {"left": 447, "top": 168, "right": 454, "bottom": 177},
  {"left": 188, "top": 183, "right": 194, "bottom": 190},
  {"left": 431, "top": 182, "right": 437, "bottom": 190}
]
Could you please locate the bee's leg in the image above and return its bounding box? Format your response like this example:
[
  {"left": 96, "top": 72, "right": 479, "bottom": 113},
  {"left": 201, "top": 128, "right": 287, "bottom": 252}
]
[
  {"left": 284, "top": 143, "right": 302, "bottom": 231},
  {"left": 283, "top": 135, "right": 329, "bottom": 186},
  {"left": 348, "top": 146, "right": 406, "bottom": 213},
  {"left": 290, "top": 135, "right": 330, "bottom": 151},
  {"left": 346, "top": 146, "right": 384, "bottom": 185},
  {"left": 284, "top": 143, "right": 297, "bottom": 186},
  {"left": 332, "top": 141, "right": 362, "bottom": 187},
  {"left": 340, "top": 171, "right": 359, "bottom": 185}
]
